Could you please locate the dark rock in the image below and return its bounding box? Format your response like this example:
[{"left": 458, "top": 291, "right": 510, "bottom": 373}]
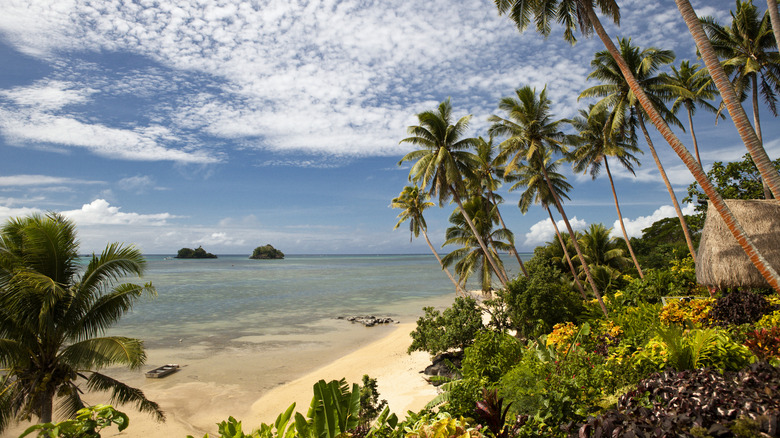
[
  {"left": 423, "top": 351, "right": 463, "bottom": 385},
  {"left": 339, "top": 315, "right": 396, "bottom": 327}
]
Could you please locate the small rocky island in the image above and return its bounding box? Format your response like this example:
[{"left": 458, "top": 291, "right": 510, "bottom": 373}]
[
  {"left": 175, "top": 246, "right": 217, "bottom": 259},
  {"left": 250, "top": 244, "right": 284, "bottom": 259}
]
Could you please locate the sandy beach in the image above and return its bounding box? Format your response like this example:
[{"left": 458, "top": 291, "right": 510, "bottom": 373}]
[{"left": 3, "top": 321, "right": 438, "bottom": 438}]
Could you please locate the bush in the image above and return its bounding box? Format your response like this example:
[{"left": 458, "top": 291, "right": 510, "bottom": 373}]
[
  {"left": 572, "top": 362, "right": 780, "bottom": 438},
  {"left": 461, "top": 330, "right": 524, "bottom": 383},
  {"left": 503, "top": 259, "right": 584, "bottom": 338},
  {"left": 659, "top": 297, "right": 714, "bottom": 326},
  {"left": 709, "top": 289, "right": 772, "bottom": 327},
  {"left": 408, "top": 297, "right": 484, "bottom": 356}
]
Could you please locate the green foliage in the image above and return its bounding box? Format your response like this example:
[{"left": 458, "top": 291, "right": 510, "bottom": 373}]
[
  {"left": 461, "top": 330, "right": 524, "bottom": 383},
  {"left": 250, "top": 245, "right": 285, "bottom": 260},
  {"left": 408, "top": 297, "right": 484, "bottom": 356},
  {"left": 684, "top": 154, "right": 780, "bottom": 217},
  {"left": 176, "top": 246, "right": 218, "bottom": 258},
  {"left": 20, "top": 405, "right": 129, "bottom": 438},
  {"left": 359, "top": 375, "right": 387, "bottom": 427},
  {"left": 502, "top": 258, "right": 584, "bottom": 338},
  {"left": 404, "top": 412, "right": 485, "bottom": 438},
  {"left": 617, "top": 256, "right": 706, "bottom": 307},
  {"left": 629, "top": 217, "right": 701, "bottom": 269}
]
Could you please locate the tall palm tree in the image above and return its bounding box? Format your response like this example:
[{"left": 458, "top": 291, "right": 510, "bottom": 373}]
[
  {"left": 398, "top": 99, "right": 508, "bottom": 287},
  {"left": 701, "top": 0, "right": 780, "bottom": 198},
  {"left": 659, "top": 60, "right": 723, "bottom": 168},
  {"left": 0, "top": 213, "right": 163, "bottom": 431},
  {"left": 569, "top": 104, "right": 645, "bottom": 278},
  {"left": 508, "top": 152, "right": 588, "bottom": 299},
  {"left": 469, "top": 137, "right": 528, "bottom": 277},
  {"left": 580, "top": 38, "right": 698, "bottom": 263},
  {"left": 574, "top": 223, "right": 631, "bottom": 293},
  {"left": 442, "top": 195, "right": 512, "bottom": 294},
  {"left": 675, "top": 0, "right": 780, "bottom": 292},
  {"left": 391, "top": 185, "right": 467, "bottom": 296},
  {"left": 769, "top": 0, "right": 780, "bottom": 49},
  {"left": 495, "top": 0, "right": 780, "bottom": 293},
  {"left": 489, "top": 85, "right": 608, "bottom": 316}
]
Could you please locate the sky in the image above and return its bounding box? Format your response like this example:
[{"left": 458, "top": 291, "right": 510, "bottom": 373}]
[{"left": 0, "top": 0, "right": 778, "bottom": 255}]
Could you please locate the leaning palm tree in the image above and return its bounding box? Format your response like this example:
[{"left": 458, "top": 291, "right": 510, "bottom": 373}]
[
  {"left": 495, "top": 0, "right": 780, "bottom": 293},
  {"left": 392, "top": 185, "right": 467, "bottom": 296},
  {"left": 489, "top": 85, "right": 607, "bottom": 316},
  {"left": 580, "top": 38, "right": 698, "bottom": 263},
  {"left": 398, "top": 99, "right": 508, "bottom": 287},
  {"left": 768, "top": 0, "right": 780, "bottom": 49},
  {"left": 441, "top": 195, "right": 512, "bottom": 294},
  {"left": 701, "top": 0, "right": 780, "bottom": 197},
  {"left": 0, "top": 213, "right": 163, "bottom": 432},
  {"left": 469, "top": 136, "right": 528, "bottom": 277},
  {"left": 569, "top": 104, "right": 644, "bottom": 278},
  {"left": 508, "top": 152, "right": 588, "bottom": 299},
  {"left": 659, "top": 60, "right": 723, "bottom": 168}
]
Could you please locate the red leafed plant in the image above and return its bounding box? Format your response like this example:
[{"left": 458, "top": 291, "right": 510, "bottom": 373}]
[{"left": 744, "top": 326, "right": 780, "bottom": 361}]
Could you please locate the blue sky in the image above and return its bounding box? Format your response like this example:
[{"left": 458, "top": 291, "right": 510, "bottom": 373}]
[{"left": 0, "top": 0, "right": 778, "bottom": 255}]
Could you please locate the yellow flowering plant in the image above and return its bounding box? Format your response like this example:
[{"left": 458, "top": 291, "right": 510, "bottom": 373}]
[{"left": 659, "top": 298, "right": 714, "bottom": 326}]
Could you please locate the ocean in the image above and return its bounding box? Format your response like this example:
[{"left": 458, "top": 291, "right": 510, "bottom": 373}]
[{"left": 108, "top": 254, "right": 527, "bottom": 351}]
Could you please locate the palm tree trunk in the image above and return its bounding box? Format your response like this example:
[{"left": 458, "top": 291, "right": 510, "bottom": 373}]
[
  {"left": 451, "top": 188, "right": 509, "bottom": 287},
  {"left": 604, "top": 157, "right": 644, "bottom": 278},
  {"left": 768, "top": 0, "right": 780, "bottom": 65},
  {"left": 586, "top": 2, "right": 780, "bottom": 294},
  {"left": 547, "top": 204, "right": 588, "bottom": 299},
  {"left": 489, "top": 191, "right": 529, "bottom": 277},
  {"left": 674, "top": 0, "right": 780, "bottom": 199},
  {"left": 685, "top": 105, "right": 702, "bottom": 168},
  {"left": 422, "top": 229, "right": 467, "bottom": 296},
  {"left": 39, "top": 385, "right": 55, "bottom": 423},
  {"left": 636, "top": 109, "right": 697, "bottom": 263},
  {"left": 751, "top": 75, "right": 773, "bottom": 199},
  {"left": 540, "top": 166, "right": 608, "bottom": 317}
]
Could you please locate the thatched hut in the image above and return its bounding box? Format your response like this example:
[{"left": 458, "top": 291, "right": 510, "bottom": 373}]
[{"left": 696, "top": 199, "right": 780, "bottom": 289}]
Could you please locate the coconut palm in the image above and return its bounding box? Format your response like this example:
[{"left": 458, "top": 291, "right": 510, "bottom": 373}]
[
  {"left": 701, "top": 0, "right": 780, "bottom": 197},
  {"left": 769, "top": 0, "right": 780, "bottom": 49},
  {"left": 398, "top": 99, "right": 508, "bottom": 287},
  {"left": 391, "top": 185, "right": 467, "bottom": 296},
  {"left": 489, "top": 85, "right": 607, "bottom": 315},
  {"left": 508, "top": 152, "right": 588, "bottom": 299},
  {"left": 580, "top": 38, "right": 698, "bottom": 263},
  {"left": 469, "top": 137, "right": 528, "bottom": 277},
  {"left": 495, "top": 0, "right": 780, "bottom": 293},
  {"left": 441, "top": 195, "right": 512, "bottom": 294},
  {"left": 0, "top": 213, "right": 163, "bottom": 432},
  {"left": 659, "top": 60, "right": 723, "bottom": 168},
  {"left": 574, "top": 223, "right": 631, "bottom": 293},
  {"left": 674, "top": 0, "right": 780, "bottom": 291},
  {"left": 569, "top": 104, "right": 644, "bottom": 278}
]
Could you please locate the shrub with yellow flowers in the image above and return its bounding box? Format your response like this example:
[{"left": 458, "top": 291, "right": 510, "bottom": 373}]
[
  {"left": 546, "top": 321, "right": 577, "bottom": 350},
  {"left": 659, "top": 297, "right": 714, "bottom": 325}
]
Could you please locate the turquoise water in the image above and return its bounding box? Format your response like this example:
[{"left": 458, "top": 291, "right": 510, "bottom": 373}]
[{"left": 109, "top": 254, "right": 527, "bottom": 349}]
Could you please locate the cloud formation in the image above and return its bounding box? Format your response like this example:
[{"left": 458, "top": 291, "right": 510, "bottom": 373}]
[
  {"left": 524, "top": 216, "right": 588, "bottom": 247},
  {"left": 611, "top": 203, "right": 697, "bottom": 239}
]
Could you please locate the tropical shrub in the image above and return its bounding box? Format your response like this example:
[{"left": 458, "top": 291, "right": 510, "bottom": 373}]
[
  {"left": 408, "top": 297, "right": 484, "bottom": 356},
  {"left": 744, "top": 327, "right": 780, "bottom": 363},
  {"left": 708, "top": 289, "right": 772, "bottom": 327},
  {"left": 359, "top": 375, "right": 388, "bottom": 428},
  {"left": 20, "top": 405, "right": 129, "bottom": 438},
  {"left": 502, "top": 259, "right": 584, "bottom": 338},
  {"left": 474, "top": 388, "right": 525, "bottom": 438},
  {"left": 572, "top": 362, "right": 780, "bottom": 437},
  {"left": 659, "top": 297, "right": 714, "bottom": 326},
  {"left": 404, "top": 412, "right": 485, "bottom": 438},
  {"left": 461, "top": 330, "right": 524, "bottom": 383}
]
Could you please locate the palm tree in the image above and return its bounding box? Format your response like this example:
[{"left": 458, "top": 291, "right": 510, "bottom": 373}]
[
  {"left": 574, "top": 223, "right": 631, "bottom": 293},
  {"left": 0, "top": 213, "right": 163, "bottom": 431},
  {"left": 391, "top": 185, "right": 467, "bottom": 296},
  {"left": 508, "top": 152, "right": 588, "bottom": 299},
  {"left": 495, "top": 0, "right": 780, "bottom": 293},
  {"left": 674, "top": 0, "right": 780, "bottom": 292},
  {"left": 769, "top": 0, "right": 780, "bottom": 49},
  {"left": 701, "top": 0, "right": 780, "bottom": 197},
  {"left": 441, "top": 195, "right": 512, "bottom": 294},
  {"left": 580, "top": 38, "right": 698, "bottom": 263},
  {"left": 398, "top": 99, "right": 508, "bottom": 287},
  {"left": 569, "top": 104, "right": 644, "bottom": 278},
  {"left": 659, "top": 60, "right": 723, "bottom": 168},
  {"left": 469, "top": 137, "right": 528, "bottom": 277},
  {"left": 489, "top": 85, "right": 608, "bottom": 316}
]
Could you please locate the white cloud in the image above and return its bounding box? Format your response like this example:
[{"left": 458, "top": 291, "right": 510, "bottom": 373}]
[
  {"left": 524, "top": 216, "right": 588, "bottom": 247},
  {"left": 0, "top": 80, "right": 95, "bottom": 110},
  {"left": 612, "top": 203, "right": 697, "bottom": 239},
  {"left": 117, "top": 175, "right": 156, "bottom": 193},
  {"left": 0, "top": 175, "right": 103, "bottom": 186},
  {"left": 61, "top": 199, "right": 177, "bottom": 226}
]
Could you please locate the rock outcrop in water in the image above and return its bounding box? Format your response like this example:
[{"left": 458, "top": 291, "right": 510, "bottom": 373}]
[
  {"left": 176, "top": 246, "right": 217, "bottom": 259},
  {"left": 250, "top": 244, "right": 284, "bottom": 259},
  {"left": 337, "top": 315, "right": 397, "bottom": 327}
]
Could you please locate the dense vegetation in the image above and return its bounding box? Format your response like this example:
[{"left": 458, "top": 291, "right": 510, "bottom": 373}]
[
  {"left": 176, "top": 246, "right": 218, "bottom": 259},
  {"left": 250, "top": 244, "right": 285, "bottom": 260}
]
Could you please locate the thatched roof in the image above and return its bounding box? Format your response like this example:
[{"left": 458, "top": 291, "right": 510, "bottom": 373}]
[{"left": 696, "top": 199, "right": 780, "bottom": 288}]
